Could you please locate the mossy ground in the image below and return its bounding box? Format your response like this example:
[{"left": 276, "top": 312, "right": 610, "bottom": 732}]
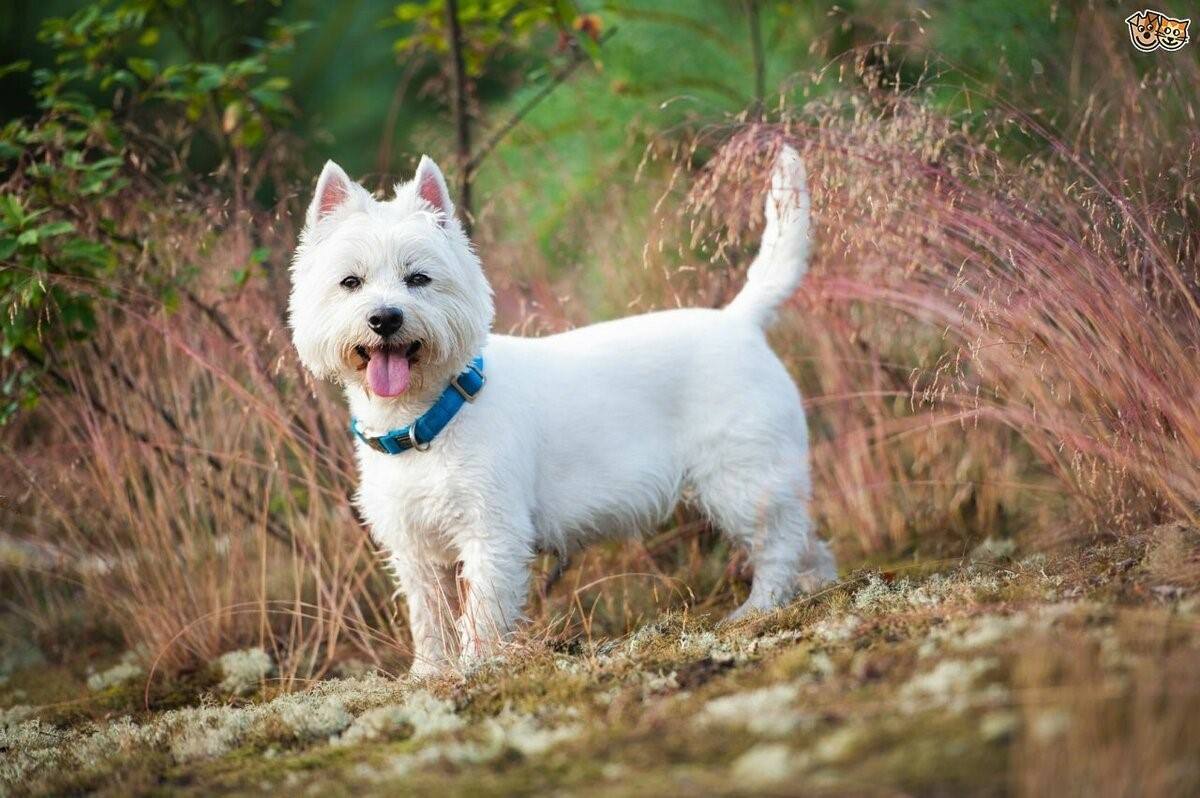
[{"left": 3, "top": 530, "right": 1199, "bottom": 797}]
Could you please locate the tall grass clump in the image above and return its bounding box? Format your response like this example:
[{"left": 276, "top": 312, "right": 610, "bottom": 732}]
[
  {"left": 0, "top": 4, "right": 410, "bottom": 682},
  {"left": 4, "top": 215, "right": 412, "bottom": 681},
  {"left": 674, "top": 19, "right": 1198, "bottom": 556},
  {"left": 4, "top": 2, "right": 1197, "bottom": 676}
]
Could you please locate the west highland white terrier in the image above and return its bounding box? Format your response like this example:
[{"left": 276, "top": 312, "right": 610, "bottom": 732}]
[{"left": 289, "top": 146, "right": 837, "bottom": 675}]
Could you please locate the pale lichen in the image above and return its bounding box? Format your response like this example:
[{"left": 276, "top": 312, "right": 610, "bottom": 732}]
[
  {"left": 1, "top": 674, "right": 409, "bottom": 791},
  {"left": 371, "top": 710, "right": 580, "bottom": 779},
  {"left": 697, "top": 683, "right": 809, "bottom": 736},
  {"left": 677, "top": 630, "right": 740, "bottom": 663},
  {"left": 641, "top": 670, "right": 681, "bottom": 695},
  {"left": 0, "top": 704, "right": 35, "bottom": 731},
  {"left": 622, "top": 621, "right": 667, "bottom": 656},
  {"left": 811, "top": 724, "right": 867, "bottom": 764},
  {"left": 971, "top": 537, "right": 1018, "bottom": 562},
  {"left": 277, "top": 696, "right": 352, "bottom": 741},
  {"left": 919, "top": 612, "right": 1030, "bottom": 657},
  {"left": 215, "top": 647, "right": 274, "bottom": 695},
  {"left": 899, "top": 657, "right": 1005, "bottom": 714},
  {"left": 810, "top": 613, "right": 862, "bottom": 643},
  {"left": 1030, "top": 708, "right": 1072, "bottom": 742},
  {"left": 731, "top": 742, "right": 797, "bottom": 785},
  {"left": 979, "top": 710, "right": 1019, "bottom": 742},
  {"left": 86, "top": 654, "right": 144, "bottom": 692},
  {"left": 170, "top": 705, "right": 264, "bottom": 762},
  {"left": 335, "top": 689, "right": 462, "bottom": 746}
]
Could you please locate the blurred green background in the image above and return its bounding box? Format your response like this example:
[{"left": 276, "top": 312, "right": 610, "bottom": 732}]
[
  {"left": 0, "top": 0, "right": 1085, "bottom": 252},
  {"left": 3, "top": 0, "right": 1182, "bottom": 421}
]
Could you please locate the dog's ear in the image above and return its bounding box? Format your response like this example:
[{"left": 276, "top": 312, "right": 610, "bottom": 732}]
[
  {"left": 307, "top": 160, "right": 360, "bottom": 227},
  {"left": 413, "top": 155, "right": 454, "bottom": 225}
]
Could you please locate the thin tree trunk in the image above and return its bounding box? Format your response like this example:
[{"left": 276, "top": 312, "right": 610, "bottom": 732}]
[
  {"left": 466, "top": 28, "right": 615, "bottom": 176},
  {"left": 746, "top": 0, "right": 765, "bottom": 119},
  {"left": 375, "top": 57, "right": 423, "bottom": 180},
  {"left": 444, "top": 0, "right": 472, "bottom": 230}
]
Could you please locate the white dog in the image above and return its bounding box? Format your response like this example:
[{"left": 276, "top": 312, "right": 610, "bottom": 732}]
[{"left": 290, "top": 146, "right": 836, "bottom": 675}]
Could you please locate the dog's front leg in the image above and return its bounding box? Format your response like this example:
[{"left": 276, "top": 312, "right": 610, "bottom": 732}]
[
  {"left": 395, "top": 558, "right": 462, "bottom": 677},
  {"left": 456, "top": 534, "right": 532, "bottom": 663}
]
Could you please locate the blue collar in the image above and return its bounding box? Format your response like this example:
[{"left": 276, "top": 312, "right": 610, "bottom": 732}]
[{"left": 350, "top": 356, "right": 485, "bottom": 454}]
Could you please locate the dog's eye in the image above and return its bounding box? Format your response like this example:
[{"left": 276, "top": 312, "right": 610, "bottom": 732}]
[
  {"left": 340, "top": 275, "right": 362, "bottom": 290},
  {"left": 405, "top": 272, "right": 432, "bottom": 288}
]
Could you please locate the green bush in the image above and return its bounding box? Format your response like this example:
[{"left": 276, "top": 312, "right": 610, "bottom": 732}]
[{"left": 0, "top": 2, "right": 306, "bottom": 421}]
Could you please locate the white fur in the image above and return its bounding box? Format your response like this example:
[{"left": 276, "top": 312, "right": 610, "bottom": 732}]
[{"left": 290, "top": 148, "right": 836, "bottom": 675}]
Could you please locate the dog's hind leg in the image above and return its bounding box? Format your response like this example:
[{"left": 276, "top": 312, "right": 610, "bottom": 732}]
[
  {"left": 693, "top": 453, "right": 837, "bottom": 622},
  {"left": 730, "top": 494, "right": 837, "bottom": 622}
]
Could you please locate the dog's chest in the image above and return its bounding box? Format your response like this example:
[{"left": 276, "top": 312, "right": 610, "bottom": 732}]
[{"left": 355, "top": 448, "right": 484, "bottom": 561}]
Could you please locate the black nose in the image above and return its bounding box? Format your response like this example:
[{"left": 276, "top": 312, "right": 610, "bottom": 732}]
[{"left": 367, "top": 307, "right": 404, "bottom": 338}]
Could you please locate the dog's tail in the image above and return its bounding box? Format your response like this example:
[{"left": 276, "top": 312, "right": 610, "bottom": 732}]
[{"left": 725, "top": 145, "right": 811, "bottom": 329}]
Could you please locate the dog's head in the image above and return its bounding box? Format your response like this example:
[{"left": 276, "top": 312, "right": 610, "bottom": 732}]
[
  {"left": 1126, "top": 11, "right": 1162, "bottom": 51},
  {"left": 289, "top": 157, "right": 493, "bottom": 401}
]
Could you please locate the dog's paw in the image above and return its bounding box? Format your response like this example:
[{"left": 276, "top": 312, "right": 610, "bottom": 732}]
[
  {"left": 721, "top": 602, "right": 768, "bottom": 626},
  {"left": 457, "top": 650, "right": 508, "bottom": 677},
  {"left": 795, "top": 569, "right": 838, "bottom": 596},
  {"left": 408, "top": 658, "right": 449, "bottom": 680}
]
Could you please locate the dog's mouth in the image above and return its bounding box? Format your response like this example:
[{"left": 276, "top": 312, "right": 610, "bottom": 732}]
[{"left": 354, "top": 340, "right": 422, "bottom": 398}]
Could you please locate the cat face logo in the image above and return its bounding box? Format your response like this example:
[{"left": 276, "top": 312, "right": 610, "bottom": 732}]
[
  {"left": 1157, "top": 14, "right": 1191, "bottom": 50},
  {"left": 1126, "top": 9, "right": 1191, "bottom": 52}
]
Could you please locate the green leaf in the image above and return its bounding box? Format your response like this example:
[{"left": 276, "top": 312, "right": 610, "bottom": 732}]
[
  {"left": 127, "top": 57, "right": 158, "bottom": 81},
  {"left": 394, "top": 3, "right": 426, "bottom": 22},
  {"left": 59, "top": 238, "right": 113, "bottom": 268},
  {"left": 36, "top": 220, "right": 75, "bottom": 238},
  {"left": 0, "top": 60, "right": 31, "bottom": 79},
  {"left": 0, "top": 195, "right": 25, "bottom": 225},
  {"left": 161, "top": 286, "right": 180, "bottom": 313},
  {"left": 195, "top": 64, "right": 225, "bottom": 91}
]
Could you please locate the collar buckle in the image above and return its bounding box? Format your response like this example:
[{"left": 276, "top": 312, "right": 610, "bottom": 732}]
[{"left": 448, "top": 362, "right": 485, "bottom": 403}]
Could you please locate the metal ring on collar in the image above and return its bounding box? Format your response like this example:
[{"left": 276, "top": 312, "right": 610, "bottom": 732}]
[{"left": 408, "top": 427, "right": 432, "bottom": 452}]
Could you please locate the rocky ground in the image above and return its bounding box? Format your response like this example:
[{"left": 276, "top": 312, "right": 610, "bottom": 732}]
[{"left": 3, "top": 529, "right": 1199, "bottom": 797}]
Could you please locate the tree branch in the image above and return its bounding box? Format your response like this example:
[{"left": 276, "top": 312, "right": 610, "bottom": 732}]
[
  {"left": 746, "top": 0, "right": 765, "bottom": 118},
  {"left": 444, "top": 0, "right": 473, "bottom": 230},
  {"left": 465, "top": 28, "right": 616, "bottom": 178}
]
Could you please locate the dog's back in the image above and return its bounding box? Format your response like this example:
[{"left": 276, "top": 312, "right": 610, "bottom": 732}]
[
  {"left": 479, "top": 303, "right": 804, "bottom": 550},
  {"left": 461, "top": 147, "right": 831, "bottom": 608}
]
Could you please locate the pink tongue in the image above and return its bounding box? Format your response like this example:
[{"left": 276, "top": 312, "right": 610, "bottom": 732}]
[{"left": 366, "top": 349, "right": 411, "bottom": 397}]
